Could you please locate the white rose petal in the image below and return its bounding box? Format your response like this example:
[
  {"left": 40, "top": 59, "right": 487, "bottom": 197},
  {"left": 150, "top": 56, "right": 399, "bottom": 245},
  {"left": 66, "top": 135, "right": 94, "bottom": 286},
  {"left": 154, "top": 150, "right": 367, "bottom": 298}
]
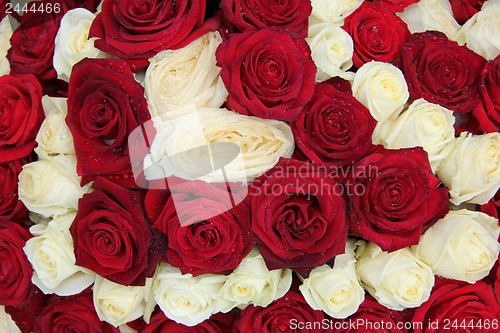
[
  {"left": 18, "top": 154, "right": 92, "bottom": 218},
  {"left": 437, "top": 132, "right": 500, "bottom": 205},
  {"left": 461, "top": 0, "right": 500, "bottom": 60},
  {"left": 217, "top": 248, "right": 292, "bottom": 313},
  {"left": 0, "top": 306, "right": 20, "bottom": 333},
  {"left": 153, "top": 263, "right": 226, "bottom": 327},
  {"left": 375, "top": 99, "right": 455, "bottom": 172},
  {"left": 299, "top": 240, "right": 364, "bottom": 319},
  {"left": 412, "top": 209, "right": 500, "bottom": 284},
  {"left": 306, "top": 23, "right": 354, "bottom": 82},
  {"left": 310, "top": 0, "right": 364, "bottom": 25},
  {"left": 0, "top": 16, "right": 12, "bottom": 76},
  {"left": 23, "top": 212, "right": 95, "bottom": 296},
  {"left": 53, "top": 8, "right": 110, "bottom": 82},
  {"left": 356, "top": 242, "right": 434, "bottom": 311},
  {"left": 145, "top": 31, "right": 227, "bottom": 119},
  {"left": 397, "top": 0, "right": 464, "bottom": 43}
]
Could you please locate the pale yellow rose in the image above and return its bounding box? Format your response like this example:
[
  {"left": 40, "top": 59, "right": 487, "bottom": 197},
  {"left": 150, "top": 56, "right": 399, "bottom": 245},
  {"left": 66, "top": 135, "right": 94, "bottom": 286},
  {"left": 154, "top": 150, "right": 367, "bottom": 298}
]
[
  {"left": 0, "top": 16, "right": 12, "bottom": 75},
  {"left": 310, "top": 0, "right": 364, "bottom": 25}
]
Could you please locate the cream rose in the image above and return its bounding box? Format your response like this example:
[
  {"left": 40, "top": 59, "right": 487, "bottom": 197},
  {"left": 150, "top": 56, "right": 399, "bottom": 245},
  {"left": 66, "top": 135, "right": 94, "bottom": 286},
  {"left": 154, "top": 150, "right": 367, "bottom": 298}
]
[
  {"left": 23, "top": 212, "right": 95, "bottom": 296},
  {"left": 310, "top": 0, "right": 364, "bottom": 25},
  {"left": 356, "top": 242, "right": 434, "bottom": 311},
  {"left": 216, "top": 248, "right": 292, "bottom": 313},
  {"left": 35, "top": 96, "right": 75, "bottom": 156},
  {"left": 397, "top": 0, "right": 464, "bottom": 44},
  {"left": 18, "top": 154, "right": 92, "bottom": 218},
  {"left": 152, "top": 263, "right": 226, "bottom": 327},
  {"left": 374, "top": 99, "right": 455, "bottom": 172},
  {"left": 0, "top": 16, "right": 12, "bottom": 76},
  {"left": 94, "top": 276, "right": 155, "bottom": 328},
  {"left": 461, "top": 0, "right": 500, "bottom": 61},
  {"left": 0, "top": 306, "right": 20, "bottom": 333},
  {"left": 436, "top": 132, "right": 500, "bottom": 205},
  {"left": 144, "top": 107, "right": 294, "bottom": 183},
  {"left": 145, "top": 31, "right": 227, "bottom": 118},
  {"left": 412, "top": 209, "right": 500, "bottom": 284},
  {"left": 53, "top": 8, "right": 109, "bottom": 82},
  {"left": 352, "top": 61, "right": 409, "bottom": 125},
  {"left": 299, "top": 240, "right": 364, "bottom": 319},
  {"left": 306, "top": 23, "right": 354, "bottom": 82}
]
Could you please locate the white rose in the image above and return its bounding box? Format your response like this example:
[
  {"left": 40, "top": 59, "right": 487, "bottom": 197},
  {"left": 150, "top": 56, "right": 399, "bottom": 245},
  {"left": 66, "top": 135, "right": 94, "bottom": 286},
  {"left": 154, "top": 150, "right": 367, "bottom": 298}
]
[
  {"left": 53, "top": 8, "right": 109, "bottom": 82},
  {"left": 0, "top": 16, "right": 12, "bottom": 76},
  {"left": 461, "top": 0, "right": 500, "bottom": 60},
  {"left": 356, "top": 242, "right": 434, "bottom": 311},
  {"left": 144, "top": 107, "right": 294, "bottom": 183},
  {"left": 436, "top": 132, "right": 500, "bottom": 205},
  {"left": 397, "top": 0, "right": 464, "bottom": 44},
  {"left": 352, "top": 61, "right": 409, "bottom": 123},
  {"left": 310, "top": 0, "right": 364, "bottom": 25},
  {"left": 23, "top": 212, "right": 95, "bottom": 296},
  {"left": 145, "top": 31, "right": 227, "bottom": 119},
  {"left": 216, "top": 248, "right": 292, "bottom": 313},
  {"left": 299, "top": 240, "right": 364, "bottom": 319},
  {"left": 94, "top": 276, "right": 155, "bottom": 328},
  {"left": 375, "top": 99, "right": 455, "bottom": 173},
  {"left": 306, "top": 23, "right": 354, "bottom": 82},
  {"left": 35, "top": 96, "right": 75, "bottom": 156},
  {"left": 152, "top": 263, "right": 225, "bottom": 327},
  {"left": 412, "top": 209, "right": 500, "bottom": 284},
  {"left": 18, "top": 154, "right": 92, "bottom": 218}
]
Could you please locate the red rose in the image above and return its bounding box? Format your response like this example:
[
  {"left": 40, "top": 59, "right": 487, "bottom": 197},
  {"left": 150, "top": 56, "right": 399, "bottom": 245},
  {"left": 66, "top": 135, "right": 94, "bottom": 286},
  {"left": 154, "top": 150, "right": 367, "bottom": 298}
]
[
  {"left": 481, "top": 188, "right": 500, "bottom": 219},
  {"left": 89, "top": 0, "right": 217, "bottom": 69},
  {"left": 216, "top": 27, "right": 316, "bottom": 121},
  {"left": 66, "top": 0, "right": 102, "bottom": 11},
  {"left": 449, "top": 0, "right": 486, "bottom": 25},
  {"left": 0, "top": 158, "right": 29, "bottom": 224},
  {"left": 0, "top": 221, "right": 33, "bottom": 307},
  {"left": 291, "top": 79, "right": 376, "bottom": 168},
  {"left": 234, "top": 290, "right": 331, "bottom": 333},
  {"left": 342, "top": 1, "right": 410, "bottom": 68},
  {"left": 473, "top": 55, "right": 500, "bottom": 133},
  {"left": 140, "top": 310, "right": 234, "bottom": 333},
  {"left": 250, "top": 158, "right": 347, "bottom": 275},
  {"left": 347, "top": 146, "right": 449, "bottom": 252},
  {"left": 400, "top": 31, "right": 486, "bottom": 116},
  {"left": 33, "top": 292, "right": 119, "bottom": 333},
  {"left": 148, "top": 179, "right": 253, "bottom": 276},
  {"left": 70, "top": 177, "right": 167, "bottom": 286},
  {"left": 220, "top": 0, "right": 312, "bottom": 36},
  {"left": 377, "top": 0, "right": 418, "bottom": 12},
  {"left": 0, "top": 74, "right": 43, "bottom": 164},
  {"left": 66, "top": 58, "right": 151, "bottom": 188},
  {"left": 411, "top": 278, "right": 500, "bottom": 333},
  {"left": 333, "top": 295, "right": 409, "bottom": 333},
  {"left": 7, "top": 1, "right": 63, "bottom": 82}
]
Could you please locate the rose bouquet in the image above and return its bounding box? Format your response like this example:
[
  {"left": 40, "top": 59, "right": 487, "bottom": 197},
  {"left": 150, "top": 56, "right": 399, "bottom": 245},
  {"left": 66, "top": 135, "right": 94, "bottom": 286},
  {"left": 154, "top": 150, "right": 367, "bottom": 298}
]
[{"left": 1, "top": 0, "right": 500, "bottom": 332}]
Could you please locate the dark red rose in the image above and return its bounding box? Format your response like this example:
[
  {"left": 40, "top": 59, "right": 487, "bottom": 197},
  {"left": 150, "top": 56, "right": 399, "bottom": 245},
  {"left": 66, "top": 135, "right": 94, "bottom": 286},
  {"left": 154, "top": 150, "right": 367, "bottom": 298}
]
[
  {"left": 411, "top": 278, "right": 500, "bottom": 333},
  {"left": 70, "top": 177, "right": 167, "bottom": 286},
  {"left": 148, "top": 179, "right": 253, "bottom": 276},
  {"left": 342, "top": 1, "right": 410, "bottom": 68},
  {"left": 481, "top": 188, "right": 500, "bottom": 219},
  {"left": 234, "top": 290, "right": 331, "bottom": 333},
  {"left": 33, "top": 292, "right": 119, "bottom": 333},
  {"left": 377, "top": 0, "right": 419, "bottom": 12},
  {"left": 0, "top": 158, "right": 29, "bottom": 224},
  {"left": 216, "top": 27, "right": 316, "bottom": 121},
  {"left": 250, "top": 158, "right": 347, "bottom": 275},
  {"left": 0, "top": 74, "right": 43, "bottom": 164},
  {"left": 66, "top": 58, "right": 151, "bottom": 188},
  {"left": 333, "top": 295, "right": 409, "bottom": 333},
  {"left": 450, "top": 0, "right": 486, "bottom": 25},
  {"left": 66, "top": 0, "right": 102, "bottom": 11},
  {"left": 141, "top": 309, "right": 234, "bottom": 333},
  {"left": 89, "top": 0, "right": 218, "bottom": 69},
  {"left": 473, "top": 55, "right": 500, "bottom": 133},
  {"left": 220, "top": 0, "right": 311, "bottom": 36},
  {"left": 400, "top": 31, "right": 486, "bottom": 116},
  {"left": 347, "top": 146, "right": 449, "bottom": 252},
  {"left": 0, "top": 1, "right": 7, "bottom": 20},
  {"left": 5, "top": 288, "right": 50, "bottom": 333},
  {"left": 0, "top": 221, "right": 33, "bottom": 307},
  {"left": 291, "top": 79, "right": 376, "bottom": 168},
  {"left": 7, "top": 1, "right": 63, "bottom": 82}
]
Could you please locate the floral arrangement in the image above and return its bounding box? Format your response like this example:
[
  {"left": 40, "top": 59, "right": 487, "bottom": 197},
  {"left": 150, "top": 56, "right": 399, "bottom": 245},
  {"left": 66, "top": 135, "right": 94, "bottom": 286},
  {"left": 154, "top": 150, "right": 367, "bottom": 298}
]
[{"left": 1, "top": 0, "right": 500, "bottom": 332}]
